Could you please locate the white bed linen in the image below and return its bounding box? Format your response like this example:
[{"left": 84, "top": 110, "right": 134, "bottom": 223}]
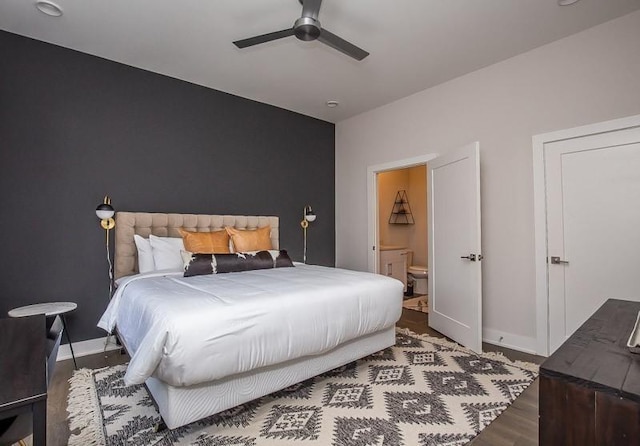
[
  {"left": 98, "top": 264, "right": 403, "bottom": 387},
  {"left": 147, "top": 328, "right": 396, "bottom": 429}
]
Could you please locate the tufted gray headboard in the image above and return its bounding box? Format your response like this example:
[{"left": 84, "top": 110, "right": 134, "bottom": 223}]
[{"left": 114, "top": 212, "right": 279, "bottom": 279}]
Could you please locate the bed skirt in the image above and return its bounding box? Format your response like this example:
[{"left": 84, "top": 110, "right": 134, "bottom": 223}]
[{"left": 146, "top": 326, "right": 396, "bottom": 429}]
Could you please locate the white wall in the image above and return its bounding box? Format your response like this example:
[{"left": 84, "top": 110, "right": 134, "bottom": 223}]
[{"left": 336, "top": 10, "right": 640, "bottom": 353}]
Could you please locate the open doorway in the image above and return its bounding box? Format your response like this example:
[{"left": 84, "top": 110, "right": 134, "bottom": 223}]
[
  {"left": 377, "top": 165, "right": 429, "bottom": 314},
  {"left": 367, "top": 154, "right": 437, "bottom": 317},
  {"left": 367, "top": 144, "right": 483, "bottom": 353},
  {"left": 367, "top": 154, "right": 436, "bottom": 274}
]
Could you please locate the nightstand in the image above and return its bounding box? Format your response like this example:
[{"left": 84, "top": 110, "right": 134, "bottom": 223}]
[
  {"left": 8, "top": 302, "right": 78, "bottom": 369},
  {"left": 0, "top": 315, "right": 47, "bottom": 446}
]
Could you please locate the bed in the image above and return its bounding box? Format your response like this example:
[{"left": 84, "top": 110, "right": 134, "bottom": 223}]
[{"left": 98, "top": 212, "right": 403, "bottom": 429}]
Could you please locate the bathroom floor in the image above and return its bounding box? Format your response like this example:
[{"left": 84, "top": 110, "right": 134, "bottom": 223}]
[{"left": 402, "top": 294, "right": 428, "bottom": 313}]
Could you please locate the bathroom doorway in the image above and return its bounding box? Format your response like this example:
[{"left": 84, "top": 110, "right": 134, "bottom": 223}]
[
  {"left": 366, "top": 154, "right": 437, "bottom": 315},
  {"left": 376, "top": 165, "right": 429, "bottom": 313},
  {"left": 367, "top": 143, "right": 483, "bottom": 353}
]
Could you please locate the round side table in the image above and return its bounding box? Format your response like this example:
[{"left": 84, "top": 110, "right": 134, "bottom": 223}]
[{"left": 8, "top": 302, "right": 78, "bottom": 369}]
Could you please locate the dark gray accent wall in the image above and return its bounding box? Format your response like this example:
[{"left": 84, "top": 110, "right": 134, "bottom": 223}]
[{"left": 0, "top": 31, "right": 335, "bottom": 342}]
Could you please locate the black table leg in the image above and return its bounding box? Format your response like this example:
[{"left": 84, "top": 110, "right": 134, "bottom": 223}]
[
  {"left": 33, "top": 399, "right": 47, "bottom": 446},
  {"left": 60, "top": 315, "right": 77, "bottom": 369}
]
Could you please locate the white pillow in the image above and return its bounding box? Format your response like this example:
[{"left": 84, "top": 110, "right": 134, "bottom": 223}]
[
  {"left": 149, "top": 235, "right": 185, "bottom": 271},
  {"left": 133, "top": 235, "right": 155, "bottom": 274}
]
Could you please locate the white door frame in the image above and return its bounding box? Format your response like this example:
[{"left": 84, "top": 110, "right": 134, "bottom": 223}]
[
  {"left": 532, "top": 114, "right": 640, "bottom": 356},
  {"left": 367, "top": 154, "right": 438, "bottom": 274}
]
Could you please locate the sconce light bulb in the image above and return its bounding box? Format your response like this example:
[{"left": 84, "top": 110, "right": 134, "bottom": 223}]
[{"left": 96, "top": 209, "right": 114, "bottom": 219}]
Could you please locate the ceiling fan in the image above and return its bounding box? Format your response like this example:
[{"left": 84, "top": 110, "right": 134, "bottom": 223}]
[{"left": 233, "top": 0, "right": 369, "bottom": 61}]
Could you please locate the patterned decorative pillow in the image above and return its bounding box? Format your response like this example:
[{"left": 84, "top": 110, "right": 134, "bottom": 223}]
[{"left": 181, "top": 250, "right": 294, "bottom": 277}]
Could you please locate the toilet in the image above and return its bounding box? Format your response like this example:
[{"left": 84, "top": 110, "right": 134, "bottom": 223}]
[
  {"left": 408, "top": 265, "right": 428, "bottom": 295},
  {"left": 406, "top": 251, "right": 428, "bottom": 295}
]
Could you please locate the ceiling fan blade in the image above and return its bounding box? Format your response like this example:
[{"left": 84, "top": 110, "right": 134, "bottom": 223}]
[
  {"left": 317, "top": 29, "right": 369, "bottom": 61},
  {"left": 233, "top": 28, "right": 295, "bottom": 49},
  {"left": 301, "top": 0, "right": 323, "bottom": 20}
]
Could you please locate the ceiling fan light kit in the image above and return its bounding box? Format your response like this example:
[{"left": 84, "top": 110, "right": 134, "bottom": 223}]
[
  {"left": 35, "top": 0, "right": 63, "bottom": 17},
  {"left": 233, "top": 0, "right": 369, "bottom": 61}
]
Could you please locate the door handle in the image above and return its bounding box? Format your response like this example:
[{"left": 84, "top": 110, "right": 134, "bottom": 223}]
[
  {"left": 550, "top": 256, "right": 569, "bottom": 265},
  {"left": 461, "top": 254, "right": 477, "bottom": 261}
]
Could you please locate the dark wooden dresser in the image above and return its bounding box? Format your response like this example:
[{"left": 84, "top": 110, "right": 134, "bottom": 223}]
[{"left": 540, "top": 298, "right": 640, "bottom": 445}]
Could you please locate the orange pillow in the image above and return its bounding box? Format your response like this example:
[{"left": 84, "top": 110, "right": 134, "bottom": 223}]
[
  {"left": 179, "top": 228, "right": 231, "bottom": 254},
  {"left": 226, "top": 226, "right": 272, "bottom": 252}
]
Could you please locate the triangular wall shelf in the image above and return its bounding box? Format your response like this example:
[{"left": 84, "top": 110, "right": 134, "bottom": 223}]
[{"left": 389, "top": 190, "right": 414, "bottom": 224}]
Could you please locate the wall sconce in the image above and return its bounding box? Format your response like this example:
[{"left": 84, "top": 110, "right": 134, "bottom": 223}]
[
  {"left": 300, "top": 205, "right": 317, "bottom": 263},
  {"left": 96, "top": 196, "right": 115, "bottom": 299}
]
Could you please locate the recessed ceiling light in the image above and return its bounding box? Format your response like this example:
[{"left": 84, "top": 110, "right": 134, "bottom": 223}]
[
  {"left": 35, "top": 1, "right": 63, "bottom": 17},
  {"left": 326, "top": 100, "right": 339, "bottom": 108},
  {"left": 558, "top": 0, "right": 581, "bottom": 6}
]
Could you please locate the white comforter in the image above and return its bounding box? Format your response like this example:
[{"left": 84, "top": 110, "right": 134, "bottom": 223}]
[{"left": 98, "top": 264, "right": 403, "bottom": 387}]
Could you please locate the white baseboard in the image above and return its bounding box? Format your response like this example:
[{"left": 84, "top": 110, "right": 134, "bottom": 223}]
[
  {"left": 482, "top": 328, "right": 539, "bottom": 356},
  {"left": 57, "top": 335, "right": 120, "bottom": 362}
]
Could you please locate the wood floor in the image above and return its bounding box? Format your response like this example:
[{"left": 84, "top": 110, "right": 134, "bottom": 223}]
[{"left": 46, "top": 308, "right": 544, "bottom": 446}]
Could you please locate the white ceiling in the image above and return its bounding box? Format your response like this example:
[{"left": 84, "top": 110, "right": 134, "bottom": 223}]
[{"left": 2, "top": 0, "right": 639, "bottom": 122}]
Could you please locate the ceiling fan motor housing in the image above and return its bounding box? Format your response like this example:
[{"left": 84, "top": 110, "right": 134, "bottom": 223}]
[{"left": 294, "top": 17, "right": 321, "bottom": 41}]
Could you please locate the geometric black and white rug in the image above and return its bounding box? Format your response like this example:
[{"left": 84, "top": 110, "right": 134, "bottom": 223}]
[{"left": 67, "top": 329, "right": 538, "bottom": 446}]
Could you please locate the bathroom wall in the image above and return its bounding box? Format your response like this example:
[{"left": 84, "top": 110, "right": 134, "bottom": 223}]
[
  {"left": 408, "top": 165, "right": 427, "bottom": 267},
  {"left": 378, "top": 169, "right": 410, "bottom": 248},
  {"left": 377, "top": 165, "right": 427, "bottom": 265}
]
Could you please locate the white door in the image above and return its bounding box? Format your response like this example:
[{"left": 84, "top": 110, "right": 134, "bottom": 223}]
[
  {"left": 428, "top": 142, "right": 482, "bottom": 353},
  {"left": 545, "top": 126, "right": 640, "bottom": 353}
]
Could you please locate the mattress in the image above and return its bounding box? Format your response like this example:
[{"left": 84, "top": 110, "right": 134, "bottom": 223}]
[{"left": 98, "top": 263, "right": 403, "bottom": 387}]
